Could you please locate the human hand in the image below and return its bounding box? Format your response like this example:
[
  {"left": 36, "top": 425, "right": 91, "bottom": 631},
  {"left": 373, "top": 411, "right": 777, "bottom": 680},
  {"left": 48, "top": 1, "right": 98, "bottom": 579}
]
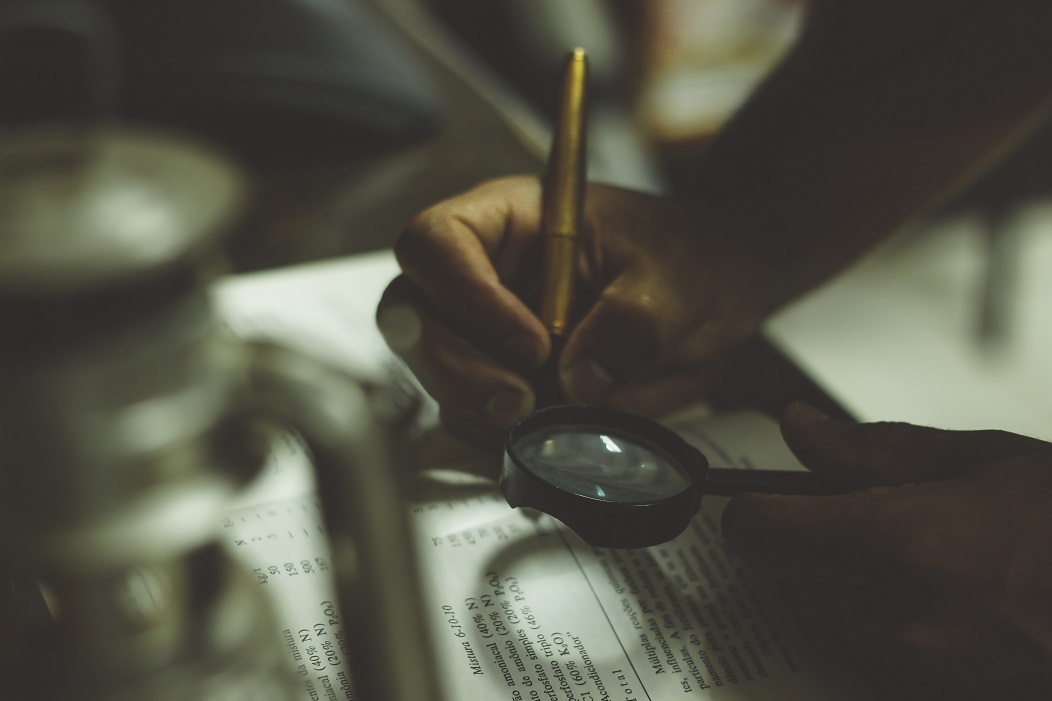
[
  {"left": 377, "top": 176, "right": 770, "bottom": 444},
  {"left": 722, "top": 402, "right": 1052, "bottom": 699}
]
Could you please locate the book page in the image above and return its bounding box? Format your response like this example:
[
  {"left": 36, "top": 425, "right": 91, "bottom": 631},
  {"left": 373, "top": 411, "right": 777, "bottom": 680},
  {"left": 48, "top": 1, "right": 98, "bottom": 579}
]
[
  {"left": 213, "top": 252, "right": 864, "bottom": 700},
  {"left": 214, "top": 413, "right": 857, "bottom": 701}
]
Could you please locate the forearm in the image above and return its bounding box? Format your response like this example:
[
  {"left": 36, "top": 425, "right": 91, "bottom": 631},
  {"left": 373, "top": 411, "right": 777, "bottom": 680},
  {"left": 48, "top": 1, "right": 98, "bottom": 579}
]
[{"left": 689, "top": 0, "right": 1052, "bottom": 312}]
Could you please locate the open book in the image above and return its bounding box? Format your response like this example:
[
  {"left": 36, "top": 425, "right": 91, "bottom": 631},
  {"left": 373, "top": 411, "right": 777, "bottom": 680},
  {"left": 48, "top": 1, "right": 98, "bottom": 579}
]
[{"left": 214, "top": 251, "right": 862, "bottom": 701}]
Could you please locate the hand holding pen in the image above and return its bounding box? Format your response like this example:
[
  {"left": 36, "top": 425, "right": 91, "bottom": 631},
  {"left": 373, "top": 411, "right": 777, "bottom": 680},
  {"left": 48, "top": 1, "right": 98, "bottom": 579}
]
[{"left": 377, "top": 67, "right": 769, "bottom": 446}]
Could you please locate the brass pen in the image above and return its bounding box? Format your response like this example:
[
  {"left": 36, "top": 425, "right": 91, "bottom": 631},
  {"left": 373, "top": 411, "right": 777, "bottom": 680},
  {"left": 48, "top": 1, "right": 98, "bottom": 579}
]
[
  {"left": 536, "top": 47, "right": 588, "bottom": 404},
  {"left": 540, "top": 47, "right": 588, "bottom": 337}
]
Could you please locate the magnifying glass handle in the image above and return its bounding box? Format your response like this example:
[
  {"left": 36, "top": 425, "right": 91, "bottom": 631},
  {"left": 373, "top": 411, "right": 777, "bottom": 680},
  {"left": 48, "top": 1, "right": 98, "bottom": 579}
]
[{"left": 704, "top": 467, "right": 871, "bottom": 497}]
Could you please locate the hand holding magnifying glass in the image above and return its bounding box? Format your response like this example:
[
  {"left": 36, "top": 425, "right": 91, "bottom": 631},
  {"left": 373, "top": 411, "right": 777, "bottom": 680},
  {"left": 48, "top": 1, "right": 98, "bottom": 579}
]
[{"left": 500, "top": 50, "right": 869, "bottom": 549}]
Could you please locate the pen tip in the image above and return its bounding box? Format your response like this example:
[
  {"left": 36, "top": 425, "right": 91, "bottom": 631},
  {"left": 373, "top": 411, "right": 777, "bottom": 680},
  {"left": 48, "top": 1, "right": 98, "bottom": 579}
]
[{"left": 571, "top": 47, "right": 586, "bottom": 61}]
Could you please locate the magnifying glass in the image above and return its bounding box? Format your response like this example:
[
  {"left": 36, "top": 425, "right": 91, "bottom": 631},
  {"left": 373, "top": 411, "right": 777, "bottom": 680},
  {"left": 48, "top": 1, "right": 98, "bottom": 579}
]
[{"left": 501, "top": 405, "right": 867, "bottom": 549}]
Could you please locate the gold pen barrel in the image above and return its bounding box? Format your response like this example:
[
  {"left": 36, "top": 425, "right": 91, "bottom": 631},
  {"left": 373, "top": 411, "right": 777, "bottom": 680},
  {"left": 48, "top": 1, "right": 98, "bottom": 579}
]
[{"left": 540, "top": 48, "right": 588, "bottom": 336}]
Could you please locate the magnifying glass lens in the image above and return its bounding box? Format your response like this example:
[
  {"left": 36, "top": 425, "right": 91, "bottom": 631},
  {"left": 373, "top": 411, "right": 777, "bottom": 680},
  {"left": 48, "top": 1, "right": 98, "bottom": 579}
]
[
  {"left": 511, "top": 424, "right": 691, "bottom": 502},
  {"left": 503, "top": 405, "right": 867, "bottom": 549}
]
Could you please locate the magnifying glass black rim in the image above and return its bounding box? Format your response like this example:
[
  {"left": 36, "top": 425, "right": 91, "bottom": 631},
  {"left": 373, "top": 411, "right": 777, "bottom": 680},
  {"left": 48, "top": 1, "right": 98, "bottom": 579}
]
[{"left": 501, "top": 405, "right": 708, "bottom": 549}]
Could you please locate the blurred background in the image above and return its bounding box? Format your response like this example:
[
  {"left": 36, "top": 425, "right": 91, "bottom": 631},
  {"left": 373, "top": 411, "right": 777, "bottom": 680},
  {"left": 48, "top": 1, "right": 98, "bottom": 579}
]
[
  {"left": 364, "top": 0, "right": 1052, "bottom": 439},
  {"left": 401, "top": 0, "right": 1052, "bottom": 439},
  {"left": 187, "top": 0, "right": 1049, "bottom": 439},
  {"left": 4, "top": 0, "right": 1051, "bottom": 427},
  {"left": 2, "top": 0, "right": 1051, "bottom": 697}
]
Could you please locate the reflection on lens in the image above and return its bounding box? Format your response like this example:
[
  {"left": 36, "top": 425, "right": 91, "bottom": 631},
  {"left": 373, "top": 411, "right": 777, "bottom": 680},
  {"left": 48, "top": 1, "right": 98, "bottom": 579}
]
[{"left": 512, "top": 424, "right": 691, "bottom": 502}]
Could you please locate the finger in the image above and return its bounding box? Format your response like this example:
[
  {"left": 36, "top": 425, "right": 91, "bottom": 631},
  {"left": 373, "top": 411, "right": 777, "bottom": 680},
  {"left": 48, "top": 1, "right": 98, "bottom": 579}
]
[
  {"left": 558, "top": 262, "right": 719, "bottom": 404},
  {"left": 378, "top": 277, "right": 534, "bottom": 434},
  {"left": 776, "top": 580, "right": 943, "bottom": 700},
  {"left": 436, "top": 406, "right": 510, "bottom": 451},
  {"left": 720, "top": 490, "right": 890, "bottom": 582},
  {"left": 393, "top": 177, "right": 550, "bottom": 370},
  {"left": 779, "top": 401, "right": 1052, "bottom": 483}
]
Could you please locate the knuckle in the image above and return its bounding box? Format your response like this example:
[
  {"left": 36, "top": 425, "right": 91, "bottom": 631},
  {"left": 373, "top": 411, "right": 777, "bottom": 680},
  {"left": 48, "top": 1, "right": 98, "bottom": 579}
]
[
  {"left": 394, "top": 210, "right": 444, "bottom": 268},
  {"left": 859, "top": 421, "right": 917, "bottom": 449},
  {"left": 853, "top": 490, "right": 912, "bottom": 556},
  {"left": 720, "top": 495, "right": 748, "bottom": 535},
  {"left": 376, "top": 304, "right": 422, "bottom": 355},
  {"left": 590, "top": 293, "right": 669, "bottom": 370},
  {"left": 893, "top": 526, "right": 944, "bottom": 573},
  {"left": 476, "top": 174, "right": 534, "bottom": 194},
  {"left": 721, "top": 494, "right": 774, "bottom": 545},
  {"left": 862, "top": 491, "right": 948, "bottom": 576},
  {"left": 377, "top": 274, "right": 414, "bottom": 309},
  {"left": 848, "top": 422, "right": 928, "bottom": 461},
  {"left": 891, "top": 619, "right": 953, "bottom": 659},
  {"left": 438, "top": 408, "right": 500, "bottom": 448}
]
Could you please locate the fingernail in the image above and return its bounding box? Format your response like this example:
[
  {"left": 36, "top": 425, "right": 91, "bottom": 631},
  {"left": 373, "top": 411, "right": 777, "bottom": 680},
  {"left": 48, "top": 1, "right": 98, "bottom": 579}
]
[
  {"left": 377, "top": 305, "right": 422, "bottom": 353},
  {"left": 484, "top": 390, "right": 532, "bottom": 428},
  {"left": 787, "top": 401, "right": 829, "bottom": 424},
  {"left": 561, "top": 357, "right": 616, "bottom": 403},
  {"left": 506, "top": 333, "right": 547, "bottom": 368}
]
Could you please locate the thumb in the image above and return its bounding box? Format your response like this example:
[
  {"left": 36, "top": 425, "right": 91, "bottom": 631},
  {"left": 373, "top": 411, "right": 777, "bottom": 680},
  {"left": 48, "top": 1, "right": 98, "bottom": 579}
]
[{"left": 780, "top": 401, "right": 1052, "bottom": 484}]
